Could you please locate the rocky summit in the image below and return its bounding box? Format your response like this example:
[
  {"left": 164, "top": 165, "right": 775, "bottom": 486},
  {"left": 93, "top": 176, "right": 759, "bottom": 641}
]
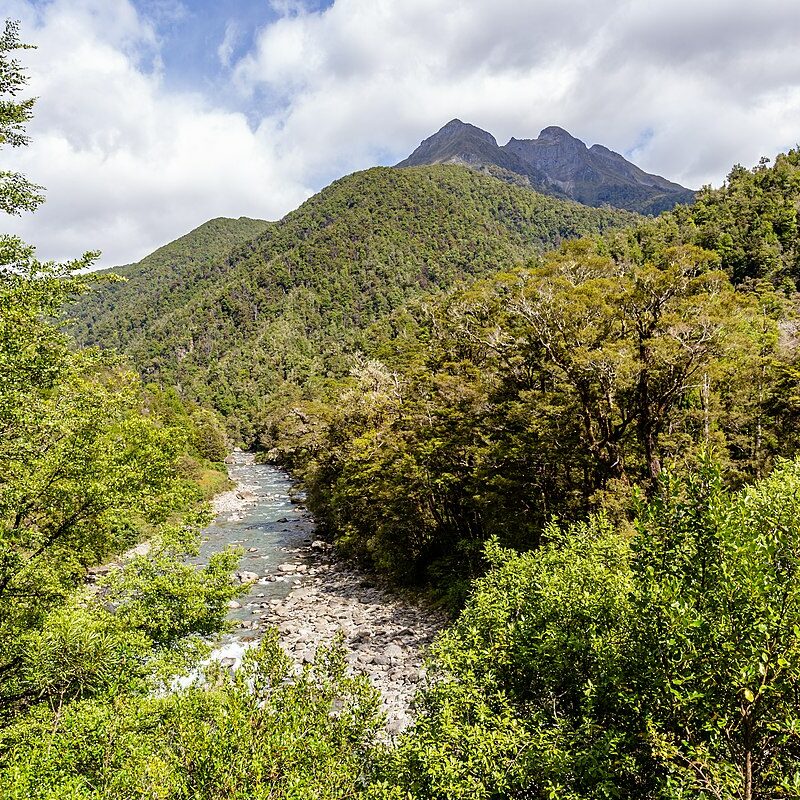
[{"left": 396, "top": 119, "right": 696, "bottom": 214}]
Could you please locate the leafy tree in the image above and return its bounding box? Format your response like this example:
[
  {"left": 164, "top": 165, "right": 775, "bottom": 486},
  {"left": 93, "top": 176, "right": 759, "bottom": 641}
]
[
  {"left": 510, "top": 241, "right": 746, "bottom": 485},
  {"left": 379, "top": 458, "right": 800, "bottom": 798},
  {"left": 0, "top": 14, "right": 238, "bottom": 742},
  {"left": 632, "top": 458, "right": 800, "bottom": 797},
  {"left": 189, "top": 407, "right": 229, "bottom": 462},
  {"left": 0, "top": 635, "right": 385, "bottom": 800},
  {"left": 291, "top": 238, "right": 784, "bottom": 595},
  {"left": 0, "top": 20, "right": 43, "bottom": 215}
]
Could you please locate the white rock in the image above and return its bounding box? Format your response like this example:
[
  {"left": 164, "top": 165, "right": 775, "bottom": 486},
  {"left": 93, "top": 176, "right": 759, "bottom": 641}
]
[
  {"left": 234, "top": 570, "right": 259, "bottom": 584},
  {"left": 384, "top": 644, "right": 404, "bottom": 660}
]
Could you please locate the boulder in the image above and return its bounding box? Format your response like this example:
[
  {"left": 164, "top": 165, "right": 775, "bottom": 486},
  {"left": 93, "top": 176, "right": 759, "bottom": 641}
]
[{"left": 384, "top": 643, "right": 404, "bottom": 660}]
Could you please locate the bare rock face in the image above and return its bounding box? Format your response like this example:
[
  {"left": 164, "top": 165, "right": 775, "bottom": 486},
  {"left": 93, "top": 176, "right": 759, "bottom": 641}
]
[
  {"left": 397, "top": 119, "right": 695, "bottom": 214},
  {"left": 396, "top": 118, "right": 552, "bottom": 192}
]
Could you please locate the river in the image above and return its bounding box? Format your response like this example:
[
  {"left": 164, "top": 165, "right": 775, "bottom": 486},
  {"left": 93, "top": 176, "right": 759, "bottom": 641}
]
[
  {"left": 191, "top": 455, "right": 315, "bottom": 626},
  {"left": 192, "top": 454, "right": 447, "bottom": 733}
]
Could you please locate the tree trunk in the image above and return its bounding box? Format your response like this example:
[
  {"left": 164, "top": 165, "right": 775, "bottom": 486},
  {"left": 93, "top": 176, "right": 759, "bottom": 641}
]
[
  {"left": 742, "top": 712, "right": 753, "bottom": 800},
  {"left": 637, "top": 341, "right": 661, "bottom": 483},
  {"left": 744, "top": 748, "right": 752, "bottom": 800},
  {"left": 645, "top": 429, "right": 661, "bottom": 482}
]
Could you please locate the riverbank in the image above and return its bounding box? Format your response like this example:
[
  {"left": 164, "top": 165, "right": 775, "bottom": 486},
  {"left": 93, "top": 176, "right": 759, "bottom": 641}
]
[
  {"left": 255, "top": 542, "right": 447, "bottom": 734},
  {"left": 87, "top": 459, "right": 242, "bottom": 580},
  {"left": 218, "top": 454, "right": 447, "bottom": 734},
  {"left": 211, "top": 452, "right": 259, "bottom": 519}
]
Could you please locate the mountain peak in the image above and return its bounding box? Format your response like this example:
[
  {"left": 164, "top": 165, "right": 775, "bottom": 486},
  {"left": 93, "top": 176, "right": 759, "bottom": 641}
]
[
  {"left": 435, "top": 118, "right": 498, "bottom": 146},
  {"left": 397, "top": 119, "right": 695, "bottom": 214},
  {"left": 537, "top": 125, "right": 580, "bottom": 143},
  {"left": 395, "top": 119, "right": 499, "bottom": 168}
]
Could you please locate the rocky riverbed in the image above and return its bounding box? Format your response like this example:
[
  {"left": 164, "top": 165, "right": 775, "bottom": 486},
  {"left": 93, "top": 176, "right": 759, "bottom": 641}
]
[
  {"left": 250, "top": 542, "right": 447, "bottom": 734},
  {"left": 210, "top": 455, "right": 448, "bottom": 734}
]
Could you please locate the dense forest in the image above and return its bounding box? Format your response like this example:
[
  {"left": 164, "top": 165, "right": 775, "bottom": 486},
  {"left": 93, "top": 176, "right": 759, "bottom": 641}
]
[
  {"left": 67, "top": 215, "right": 272, "bottom": 352},
  {"left": 257, "top": 149, "right": 800, "bottom": 599},
  {"left": 71, "top": 165, "right": 636, "bottom": 441},
  {"left": 4, "top": 17, "right": 800, "bottom": 799}
]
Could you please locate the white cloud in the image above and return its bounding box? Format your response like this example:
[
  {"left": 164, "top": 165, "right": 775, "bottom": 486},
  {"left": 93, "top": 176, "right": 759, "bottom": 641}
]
[
  {"left": 3, "top": 0, "right": 312, "bottom": 266},
  {"left": 3, "top": 0, "right": 800, "bottom": 266},
  {"left": 231, "top": 0, "right": 800, "bottom": 191},
  {"left": 217, "top": 20, "right": 240, "bottom": 68},
  {"left": 141, "top": 0, "right": 189, "bottom": 26}
]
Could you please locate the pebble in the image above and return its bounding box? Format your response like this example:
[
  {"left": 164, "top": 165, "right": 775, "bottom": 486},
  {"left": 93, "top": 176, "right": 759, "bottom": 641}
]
[{"left": 259, "top": 542, "right": 447, "bottom": 735}]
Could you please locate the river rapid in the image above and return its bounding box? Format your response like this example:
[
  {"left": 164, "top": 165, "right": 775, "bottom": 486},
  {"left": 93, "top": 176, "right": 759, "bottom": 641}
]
[{"left": 196, "top": 453, "right": 446, "bottom": 734}]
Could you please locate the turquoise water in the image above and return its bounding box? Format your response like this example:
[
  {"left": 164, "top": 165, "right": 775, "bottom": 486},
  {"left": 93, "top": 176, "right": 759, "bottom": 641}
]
[{"left": 190, "top": 458, "right": 316, "bottom": 628}]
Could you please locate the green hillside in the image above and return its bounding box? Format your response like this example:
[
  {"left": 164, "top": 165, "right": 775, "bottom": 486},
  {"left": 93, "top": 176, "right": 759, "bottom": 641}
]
[
  {"left": 273, "top": 149, "right": 800, "bottom": 595},
  {"left": 68, "top": 216, "right": 271, "bottom": 351},
  {"left": 72, "top": 165, "right": 636, "bottom": 439}
]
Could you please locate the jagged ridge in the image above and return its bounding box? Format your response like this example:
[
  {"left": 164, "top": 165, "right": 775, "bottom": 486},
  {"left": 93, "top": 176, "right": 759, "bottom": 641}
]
[{"left": 397, "top": 119, "right": 695, "bottom": 214}]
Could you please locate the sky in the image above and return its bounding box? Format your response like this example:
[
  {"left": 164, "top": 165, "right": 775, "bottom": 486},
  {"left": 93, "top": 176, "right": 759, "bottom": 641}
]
[{"left": 3, "top": 0, "right": 800, "bottom": 267}]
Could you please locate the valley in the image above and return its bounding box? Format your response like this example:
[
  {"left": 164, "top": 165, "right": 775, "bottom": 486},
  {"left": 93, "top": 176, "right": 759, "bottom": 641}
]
[{"left": 5, "top": 12, "right": 800, "bottom": 794}]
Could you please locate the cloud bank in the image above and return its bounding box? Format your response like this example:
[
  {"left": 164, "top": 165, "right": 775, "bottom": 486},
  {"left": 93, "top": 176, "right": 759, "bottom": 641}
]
[{"left": 3, "top": 0, "right": 800, "bottom": 266}]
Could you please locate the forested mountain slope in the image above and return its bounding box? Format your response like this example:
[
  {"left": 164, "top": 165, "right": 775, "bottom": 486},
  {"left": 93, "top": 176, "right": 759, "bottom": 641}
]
[
  {"left": 272, "top": 149, "right": 800, "bottom": 596},
  {"left": 68, "top": 216, "right": 270, "bottom": 351},
  {"left": 72, "top": 165, "right": 636, "bottom": 439}
]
